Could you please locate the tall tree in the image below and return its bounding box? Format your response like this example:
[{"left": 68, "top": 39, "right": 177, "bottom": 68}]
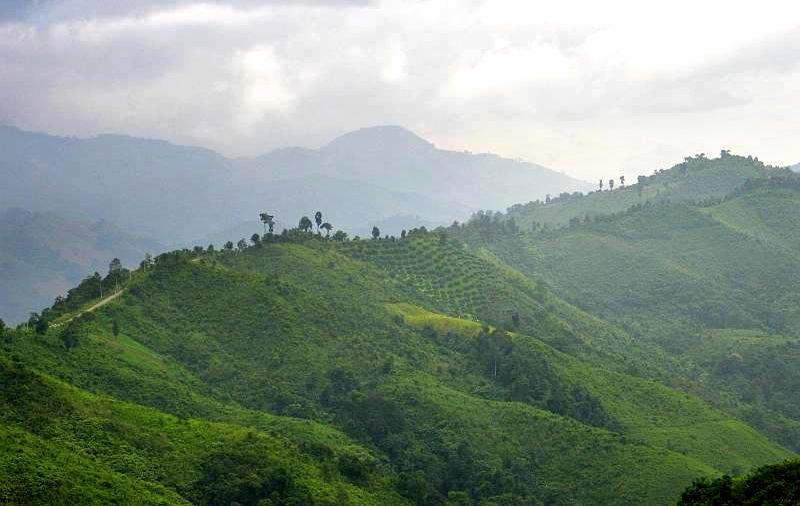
[
  {"left": 598, "top": 179, "right": 603, "bottom": 191},
  {"left": 259, "top": 212, "right": 275, "bottom": 234},
  {"left": 314, "top": 211, "right": 323, "bottom": 231},
  {"left": 299, "top": 216, "right": 313, "bottom": 233},
  {"left": 371, "top": 226, "right": 381, "bottom": 240},
  {"left": 608, "top": 179, "right": 614, "bottom": 191},
  {"left": 109, "top": 258, "right": 123, "bottom": 293},
  {"left": 320, "top": 222, "right": 333, "bottom": 237},
  {"left": 619, "top": 175, "right": 625, "bottom": 187}
]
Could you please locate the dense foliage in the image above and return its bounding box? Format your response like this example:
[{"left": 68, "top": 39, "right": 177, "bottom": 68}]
[{"left": 677, "top": 459, "right": 800, "bottom": 506}]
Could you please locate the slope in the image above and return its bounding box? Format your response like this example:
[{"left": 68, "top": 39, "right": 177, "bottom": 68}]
[
  {"left": 3, "top": 233, "right": 792, "bottom": 505},
  {"left": 453, "top": 172, "right": 800, "bottom": 451}
]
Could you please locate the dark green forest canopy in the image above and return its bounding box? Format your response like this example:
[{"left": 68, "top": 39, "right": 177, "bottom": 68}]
[{"left": 677, "top": 459, "right": 800, "bottom": 506}]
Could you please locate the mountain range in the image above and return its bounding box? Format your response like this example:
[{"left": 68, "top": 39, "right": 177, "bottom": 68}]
[
  {"left": 0, "top": 124, "right": 587, "bottom": 323},
  {"left": 0, "top": 124, "right": 587, "bottom": 244}
]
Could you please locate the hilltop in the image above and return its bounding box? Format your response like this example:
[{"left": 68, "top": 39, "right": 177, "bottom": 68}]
[{"left": 505, "top": 152, "right": 787, "bottom": 230}]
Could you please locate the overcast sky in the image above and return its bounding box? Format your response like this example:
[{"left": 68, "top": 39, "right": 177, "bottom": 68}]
[{"left": 1, "top": 0, "right": 799, "bottom": 181}]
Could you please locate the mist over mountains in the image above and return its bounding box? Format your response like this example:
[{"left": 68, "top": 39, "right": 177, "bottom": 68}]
[
  {"left": 0, "top": 124, "right": 587, "bottom": 245},
  {"left": 0, "top": 124, "right": 586, "bottom": 322}
]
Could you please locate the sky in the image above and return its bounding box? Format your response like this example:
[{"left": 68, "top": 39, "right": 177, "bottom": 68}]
[{"left": 1, "top": 0, "right": 799, "bottom": 181}]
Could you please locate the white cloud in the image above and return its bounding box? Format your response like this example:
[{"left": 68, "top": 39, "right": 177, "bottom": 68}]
[{"left": 1, "top": 0, "right": 799, "bottom": 177}]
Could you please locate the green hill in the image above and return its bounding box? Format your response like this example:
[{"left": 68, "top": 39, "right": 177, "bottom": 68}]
[
  {"left": 2, "top": 225, "right": 793, "bottom": 505},
  {"left": 453, "top": 171, "right": 800, "bottom": 453},
  {"left": 504, "top": 152, "right": 788, "bottom": 230}
]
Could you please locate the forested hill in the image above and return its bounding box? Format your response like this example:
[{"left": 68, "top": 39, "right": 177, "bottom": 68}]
[
  {"left": 1, "top": 222, "right": 793, "bottom": 505},
  {"left": 453, "top": 170, "right": 800, "bottom": 453},
  {"left": 504, "top": 152, "right": 789, "bottom": 230}
]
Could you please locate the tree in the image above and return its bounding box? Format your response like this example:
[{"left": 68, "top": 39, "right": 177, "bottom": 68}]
[
  {"left": 112, "top": 320, "right": 120, "bottom": 337},
  {"left": 371, "top": 226, "right": 381, "bottom": 240},
  {"left": 224, "top": 241, "right": 234, "bottom": 250},
  {"left": 251, "top": 233, "right": 260, "bottom": 245},
  {"left": 237, "top": 239, "right": 248, "bottom": 250},
  {"left": 299, "top": 216, "right": 313, "bottom": 233},
  {"left": 314, "top": 211, "right": 323, "bottom": 231},
  {"left": 400, "top": 229, "right": 406, "bottom": 239},
  {"left": 139, "top": 252, "right": 153, "bottom": 270},
  {"left": 598, "top": 179, "right": 603, "bottom": 191},
  {"left": 109, "top": 257, "right": 122, "bottom": 275},
  {"left": 0, "top": 318, "right": 5, "bottom": 336},
  {"left": 259, "top": 212, "right": 275, "bottom": 234},
  {"left": 619, "top": 175, "right": 625, "bottom": 187},
  {"left": 320, "top": 222, "right": 333, "bottom": 237},
  {"left": 608, "top": 179, "right": 614, "bottom": 191},
  {"left": 332, "top": 230, "right": 348, "bottom": 242},
  {"left": 109, "top": 258, "right": 123, "bottom": 293}
]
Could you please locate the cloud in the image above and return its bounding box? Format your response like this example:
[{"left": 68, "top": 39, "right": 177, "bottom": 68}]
[{"left": 1, "top": 0, "right": 799, "bottom": 177}]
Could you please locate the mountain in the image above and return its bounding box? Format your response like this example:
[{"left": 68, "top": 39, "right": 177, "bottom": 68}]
[
  {"left": 791, "top": 162, "right": 800, "bottom": 172},
  {"left": 0, "top": 124, "right": 586, "bottom": 245},
  {"left": 0, "top": 124, "right": 585, "bottom": 321},
  {"left": 1, "top": 221, "right": 793, "bottom": 505},
  {"left": 0, "top": 208, "right": 161, "bottom": 324}
]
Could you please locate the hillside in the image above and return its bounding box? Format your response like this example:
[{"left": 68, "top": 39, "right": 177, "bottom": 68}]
[
  {"left": 453, "top": 170, "right": 800, "bottom": 451},
  {"left": 1, "top": 229, "right": 793, "bottom": 505},
  {"left": 0, "top": 208, "right": 161, "bottom": 324},
  {"left": 505, "top": 153, "right": 788, "bottom": 230}
]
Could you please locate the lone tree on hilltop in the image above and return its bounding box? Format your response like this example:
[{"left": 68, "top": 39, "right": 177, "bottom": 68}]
[
  {"left": 314, "top": 211, "right": 323, "bottom": 231},
  {"left": 320, "top": 222, "right": 333, "bottom": 237},
  {"left": 251, "top": 233, "right": 260, "bottom": 245},
  {"left": 371, "top": 226, "right": 381, "bottom": 240},
  {"left": 259, "top": 212, "right": 275, "bottom": 234},
  {"left": 619, "top": 175, "right": 625, "bottom": 187},
  {"left": 608, "top": 179, "right": 614, "bottom": 191},
  {"left": 299, "top": 216, "right": 313, "bottom": 233}
]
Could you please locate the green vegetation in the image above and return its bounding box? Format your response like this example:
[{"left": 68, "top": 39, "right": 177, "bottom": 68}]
[
  {"left": 677, "top": 459, "right": 800, "bottom": 505},
  {"left": 503, "top": 153, "right": 787, "bottom": 231},
  {"left": 3, "top": 154, "right": 799, "bottom": 505}
]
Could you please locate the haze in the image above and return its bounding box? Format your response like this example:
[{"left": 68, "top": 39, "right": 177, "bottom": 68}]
[{"left": 1, "top": 0, "right": 799, "bottom": 180}]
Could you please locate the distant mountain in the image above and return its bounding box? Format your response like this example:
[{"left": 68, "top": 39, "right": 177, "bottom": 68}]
[
  {"left": 0, "top": 125, "right": 585, "bottom": 246},
  {"left": 791, "top": 162, "right": 800, "bottom": 172},
  {"left": 0, "top": 208, "right": 161, "bottom": 323},
  {"left": 244, "top": 125, "right": 590, "bottom": 214}
]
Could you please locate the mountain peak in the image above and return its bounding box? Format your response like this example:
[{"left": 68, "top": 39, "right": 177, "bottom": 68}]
[{"left": 321, "top": 125, "right": 435, "bottom": 154}]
